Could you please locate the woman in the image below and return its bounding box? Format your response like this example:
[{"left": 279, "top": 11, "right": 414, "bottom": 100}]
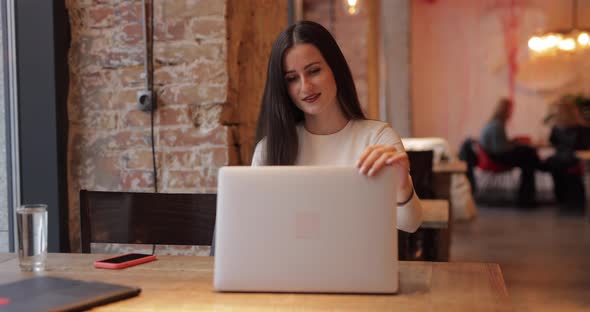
[
  {"left": 479, "top": 98, "right": 541, "bottom": 206},
  {"left": 544, "top": 96, "right": 590, "bottom": 208},
  {"left": 253, "top": 21, "right": 422, "bottom": 232}
]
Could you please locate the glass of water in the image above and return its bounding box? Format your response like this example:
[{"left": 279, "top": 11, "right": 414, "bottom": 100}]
[{"left": 16, "top": 204, "right": 48, "bottom": 272}]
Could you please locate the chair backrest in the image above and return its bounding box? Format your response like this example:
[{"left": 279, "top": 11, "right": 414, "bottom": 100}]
[
  {"left": 400, "top": 151, "right": 434, "bottom": 261},
  {"left": 80, "top": 190, "right": 216, "bottom": 253},
  {"left": 474, "top": 143, "right": 511, "bottom": 173},
  {"left": 406, "top": 150, "right": 434, "bottom": 199}
]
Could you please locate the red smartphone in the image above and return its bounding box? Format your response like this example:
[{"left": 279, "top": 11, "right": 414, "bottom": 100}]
[{"left": 94, "top": 253, "right": 157, "bottom": 270}]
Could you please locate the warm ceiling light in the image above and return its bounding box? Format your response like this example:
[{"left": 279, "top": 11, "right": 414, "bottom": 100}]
[
  {"left": 345, "top": 0, "right": 360, "bottom": 15},
  {"left": 527, "top": 0, "right": 590, "bottom": 57}
]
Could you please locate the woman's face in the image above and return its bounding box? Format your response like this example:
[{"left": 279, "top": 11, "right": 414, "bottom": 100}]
[{"left": 282, "top": 43, "right": 339, "bottom": 119}]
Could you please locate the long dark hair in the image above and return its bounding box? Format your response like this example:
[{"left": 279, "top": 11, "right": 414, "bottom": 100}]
[{"left": 255, "top": 20, "right": 365, "bottom": 165}]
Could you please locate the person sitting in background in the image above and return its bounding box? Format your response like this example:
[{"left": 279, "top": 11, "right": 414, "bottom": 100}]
[
  {"left": 544, "top": 95, "right": 590, "bottom": 209},
  {"left": 479, "top": 98, "right": 541, "bottom": 207}
]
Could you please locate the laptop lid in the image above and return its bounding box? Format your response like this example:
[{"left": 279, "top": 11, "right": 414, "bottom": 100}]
[
  {"left": 214, "top": 166, "right": 398, "bottom": 293},
  {"left": 0, "top": 276, "right": 140, "bottom": 312}
]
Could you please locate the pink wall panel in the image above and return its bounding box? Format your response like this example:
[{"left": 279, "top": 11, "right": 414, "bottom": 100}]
[{"left": 411, "top": 0, "right": 590, "bottom": 149}]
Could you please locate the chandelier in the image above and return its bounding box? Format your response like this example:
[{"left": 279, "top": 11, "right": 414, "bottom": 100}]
[{"left": 527, "top": 0, "right": 590, "bottom": 56}]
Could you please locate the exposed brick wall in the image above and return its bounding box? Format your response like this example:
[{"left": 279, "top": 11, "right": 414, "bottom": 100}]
[
  {"left": 66, "top": 0, "right": 286, "bottom": 252},
  {"left": 303, "top": 0, "right": 369, "bottom": 113}
]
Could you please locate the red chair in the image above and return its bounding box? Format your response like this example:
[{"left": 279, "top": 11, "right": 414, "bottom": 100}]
[
  {"left": 473, "top": 142, "right": 518, "bottom": 203},
  {"left": 475, "top": 143, "right": 512, "bottom": 173}
]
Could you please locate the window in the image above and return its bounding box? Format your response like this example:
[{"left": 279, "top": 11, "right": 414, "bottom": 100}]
[{"left": 0, "top": 0, "right": 19, "bottom": 252}]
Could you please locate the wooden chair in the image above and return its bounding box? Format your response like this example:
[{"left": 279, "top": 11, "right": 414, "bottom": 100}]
[
  {"left": 80, "top": 190, "right": 216, "bottom": 253},
  {"left": 407, "top": 150, "right": 435, "bottom": 199}
]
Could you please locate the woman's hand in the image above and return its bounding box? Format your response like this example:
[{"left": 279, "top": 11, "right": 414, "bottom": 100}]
[
  {"left": 356, "top": 145, "right": 414, "bottom": 200},
  {"left": 357, "top": 145, "right": 408, "bottom": 176}
]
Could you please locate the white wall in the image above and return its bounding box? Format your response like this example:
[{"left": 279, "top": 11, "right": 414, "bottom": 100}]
[{"left": 380, "top": 0, "right": 411, "bottom": 136}]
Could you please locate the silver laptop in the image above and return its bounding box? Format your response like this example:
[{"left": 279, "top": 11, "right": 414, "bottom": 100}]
[{"left": 214, "top": 166, "right": 399, "bottom": 293}]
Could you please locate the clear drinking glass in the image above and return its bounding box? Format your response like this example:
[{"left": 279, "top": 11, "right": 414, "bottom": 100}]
[{"left": 16, "top": 204, "right": 48, "bottom": 272}]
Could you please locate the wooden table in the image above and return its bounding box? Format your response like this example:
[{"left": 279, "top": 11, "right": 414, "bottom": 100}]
[
  {"left": 420, "top": 199, "right": 449, "bottom": 229},
  {"left": 433, "top": 160, "right": 468, "bottom": 174},
  {"left": 0, "top": 253, "right": 512, "bottom": 311},
  {"left": 575, "top": 150, "right": 590, "bottom": 220}
]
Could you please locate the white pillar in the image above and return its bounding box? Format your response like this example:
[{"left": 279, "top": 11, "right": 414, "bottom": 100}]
[{"left": 379, "top": 0, "right": 411, "bottom": 137}]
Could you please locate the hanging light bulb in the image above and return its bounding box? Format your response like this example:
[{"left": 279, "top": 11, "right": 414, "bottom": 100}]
[
  {"left": 545, "top": 34, "right": 561, "bottom": 48},
  {"left": 345, "top": 0, "right": 360, "bottom": 16},
  {"left": 558, "top": 38, "right": 576, "bottom": 51},
  {"left": 528, "top": 36, "right": 546, "bottom": 52},
  {"left": 578, "top": 32, "right": 589, "bottom": 45}
]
